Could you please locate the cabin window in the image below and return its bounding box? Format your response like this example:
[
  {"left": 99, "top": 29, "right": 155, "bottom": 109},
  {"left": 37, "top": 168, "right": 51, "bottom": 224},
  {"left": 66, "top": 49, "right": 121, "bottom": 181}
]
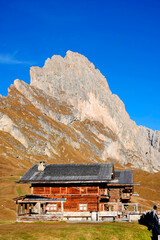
[
  {"left": 50, "top": 204, "right": 57, "bottom": 211},
  {"left": 79, "top": 204, "right": 87, "bottom": 211},
  {"left": 100, "top": 189, "right": 108, "bottom": 196},
  {"left": 46, "top": 204, "right": 57, "bottom": 211}
]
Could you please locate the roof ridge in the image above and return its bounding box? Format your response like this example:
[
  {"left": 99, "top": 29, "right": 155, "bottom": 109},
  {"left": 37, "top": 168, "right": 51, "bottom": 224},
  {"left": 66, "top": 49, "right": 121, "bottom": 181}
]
[{"left": 42, "top": 163, "right": 113, "bottom": 166}]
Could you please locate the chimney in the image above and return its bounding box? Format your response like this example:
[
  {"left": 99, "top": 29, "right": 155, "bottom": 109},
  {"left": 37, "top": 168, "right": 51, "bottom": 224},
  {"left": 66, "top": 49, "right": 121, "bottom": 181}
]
[{"left": 38, "top": 161, "right": 46, "bottom": 171}]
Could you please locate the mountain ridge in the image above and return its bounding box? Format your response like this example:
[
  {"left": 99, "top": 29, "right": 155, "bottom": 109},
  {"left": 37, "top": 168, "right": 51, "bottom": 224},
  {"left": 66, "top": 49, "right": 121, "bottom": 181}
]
[{"left": 0, "top": 51, "right": 160, "bottom": 173}]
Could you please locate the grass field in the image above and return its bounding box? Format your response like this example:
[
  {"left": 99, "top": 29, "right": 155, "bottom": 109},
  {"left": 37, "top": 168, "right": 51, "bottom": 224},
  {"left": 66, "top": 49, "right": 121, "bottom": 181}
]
[
  {"left": 0, "top": 221, "right": 152, "bottom": 240},
  {"left": 0, "top": 159, "right": 158, "bottom": 240}
]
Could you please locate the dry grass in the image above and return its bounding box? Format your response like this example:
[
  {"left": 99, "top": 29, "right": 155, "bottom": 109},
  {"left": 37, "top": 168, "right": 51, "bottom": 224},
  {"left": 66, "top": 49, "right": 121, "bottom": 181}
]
[
  {"left": 0, "top": 161, "right": 159, "bottom": 221},
  {"left": 133, "top": 169, "right": 160, "bottom": 210},
  {"left": 0, "top": 175, "right": 30, "bottom": 220},
  {"left": 1, "top": 144, "right": 160, "bottom": 220},
  {"left": 0, "top": 84, "right": 159, "bottom": 221}
]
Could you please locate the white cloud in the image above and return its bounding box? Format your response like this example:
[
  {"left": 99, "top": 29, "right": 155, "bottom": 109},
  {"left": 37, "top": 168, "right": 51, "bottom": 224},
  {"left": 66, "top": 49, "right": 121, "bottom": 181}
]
[{"left": 0, "top": 51, "right": 35, "bottom": 65}]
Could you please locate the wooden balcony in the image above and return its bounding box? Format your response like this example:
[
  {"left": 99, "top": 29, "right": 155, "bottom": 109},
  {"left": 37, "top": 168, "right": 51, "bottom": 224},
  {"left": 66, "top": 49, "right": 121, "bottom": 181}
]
[
  {"left": 120, "top": 193, "right": 131, "bottom": 200},
  {"left": 99, "top": 194, "right": 110, "bottom": 202},
  {"left": 99, "top": 189, "right": 110, "bottom": 201}
]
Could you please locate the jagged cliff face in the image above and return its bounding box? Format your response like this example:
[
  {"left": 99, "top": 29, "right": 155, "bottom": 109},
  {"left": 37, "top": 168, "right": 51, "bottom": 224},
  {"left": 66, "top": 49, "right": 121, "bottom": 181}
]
[{"left": 0, "top": 51, "right": 160, "bottom": 172}]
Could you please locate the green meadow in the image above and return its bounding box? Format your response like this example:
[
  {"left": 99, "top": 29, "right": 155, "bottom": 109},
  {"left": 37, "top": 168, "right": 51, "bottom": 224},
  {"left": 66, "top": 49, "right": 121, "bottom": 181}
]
[{"left": 0, "top": 221, "right": 151, "bottom": 240}]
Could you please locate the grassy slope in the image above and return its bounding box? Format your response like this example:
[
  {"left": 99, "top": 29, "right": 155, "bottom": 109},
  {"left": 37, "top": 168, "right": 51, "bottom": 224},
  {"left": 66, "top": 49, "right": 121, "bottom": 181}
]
[
  {"left": 0, "top": 86, "right": 159, "bottom": 220},
  {"left": 0, "top": 222, "right": 151, "bottom": 240},
  {"left": 0, "top": 162, "right": 160, "bottom": 221},
  {"left": 0, "top": 165, "right": 153, "bottom": 239},
  {"left": 133, "top": 169, "right": 160, "bottom": 211}
]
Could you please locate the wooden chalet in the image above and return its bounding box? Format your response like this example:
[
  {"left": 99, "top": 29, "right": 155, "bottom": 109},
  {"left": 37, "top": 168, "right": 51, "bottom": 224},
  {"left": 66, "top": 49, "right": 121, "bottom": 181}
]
[{"left": 13, "top": 162, "right": 138, "bottom": 222}]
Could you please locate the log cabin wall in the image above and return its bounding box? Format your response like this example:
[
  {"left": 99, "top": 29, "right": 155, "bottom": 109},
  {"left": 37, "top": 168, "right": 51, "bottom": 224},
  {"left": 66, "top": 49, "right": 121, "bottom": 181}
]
[
  {"left": 31, "top": 184, "right": 133, "bottom": 212},
  {"left": 108, "top": 187, "right": 121, "bottom": 202},
  {"left": 32, "top": 185, "right": 99, "bottom": 212}
]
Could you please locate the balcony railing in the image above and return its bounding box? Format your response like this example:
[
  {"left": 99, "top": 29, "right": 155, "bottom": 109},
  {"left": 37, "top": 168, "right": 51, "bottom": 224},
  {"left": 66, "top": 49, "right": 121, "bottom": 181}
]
[
  {"left": 121, "top": 193, "right": 131, "bottom": 200},
  {"left": 100, "top": 194, "right": 110, "bottom": 199}
]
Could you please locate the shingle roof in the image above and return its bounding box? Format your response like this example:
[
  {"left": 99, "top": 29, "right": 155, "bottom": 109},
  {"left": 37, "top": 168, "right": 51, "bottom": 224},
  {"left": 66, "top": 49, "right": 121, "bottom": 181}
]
[
  {"left": 114, "top": 170, "right": 133, "bottom": 184},
  {"left": 18, "top": 163, "right": 114, "bottom": 183}
]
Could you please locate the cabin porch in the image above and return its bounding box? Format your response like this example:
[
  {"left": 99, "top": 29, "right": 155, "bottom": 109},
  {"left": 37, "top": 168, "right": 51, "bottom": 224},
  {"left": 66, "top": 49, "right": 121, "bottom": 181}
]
[{"left": 13, "top": 195, "right": 140, "bottom": 222}]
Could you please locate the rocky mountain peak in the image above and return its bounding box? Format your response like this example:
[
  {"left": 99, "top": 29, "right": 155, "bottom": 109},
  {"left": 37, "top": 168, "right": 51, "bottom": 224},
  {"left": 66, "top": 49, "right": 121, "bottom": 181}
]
[
  {"left": 0, "top": 51, "right": 160, "bottom": 173},
  {"left": 30, "top": 51, "right": 111, "bottom": 101}
]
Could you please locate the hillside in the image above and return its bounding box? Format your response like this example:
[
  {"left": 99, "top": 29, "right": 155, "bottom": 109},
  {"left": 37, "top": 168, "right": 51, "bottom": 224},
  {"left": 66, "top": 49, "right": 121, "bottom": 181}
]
[
  {"left": 0, "top": 51, "right": 160, "bottom": 219},
  {"left": 1, "top": 162, "right": 160, "bottom": 220},
  {"left": 0, "top": 51, "right": 160, "bottom": 173}
]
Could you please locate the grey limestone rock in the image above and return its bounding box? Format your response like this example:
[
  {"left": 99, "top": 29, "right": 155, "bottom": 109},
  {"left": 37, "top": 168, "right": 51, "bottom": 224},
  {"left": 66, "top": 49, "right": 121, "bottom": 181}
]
[{"left": 0, "top": 51, "right": 160, "bottom": 172}]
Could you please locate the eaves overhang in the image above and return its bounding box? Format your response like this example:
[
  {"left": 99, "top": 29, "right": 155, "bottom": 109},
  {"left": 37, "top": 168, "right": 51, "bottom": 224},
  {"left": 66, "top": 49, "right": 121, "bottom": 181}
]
[
  {"left": 107, "top": 183, "right": 139, "bottom": 186},
  {"left": 16, "top": 179, "right": 115, "bottom": 184}
]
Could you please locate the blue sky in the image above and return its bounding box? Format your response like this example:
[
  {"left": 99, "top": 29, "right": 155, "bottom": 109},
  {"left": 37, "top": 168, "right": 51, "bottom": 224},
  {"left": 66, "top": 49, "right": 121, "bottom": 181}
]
[{"left": 0, "top": 0, "right": 160, "bottom": 130}]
